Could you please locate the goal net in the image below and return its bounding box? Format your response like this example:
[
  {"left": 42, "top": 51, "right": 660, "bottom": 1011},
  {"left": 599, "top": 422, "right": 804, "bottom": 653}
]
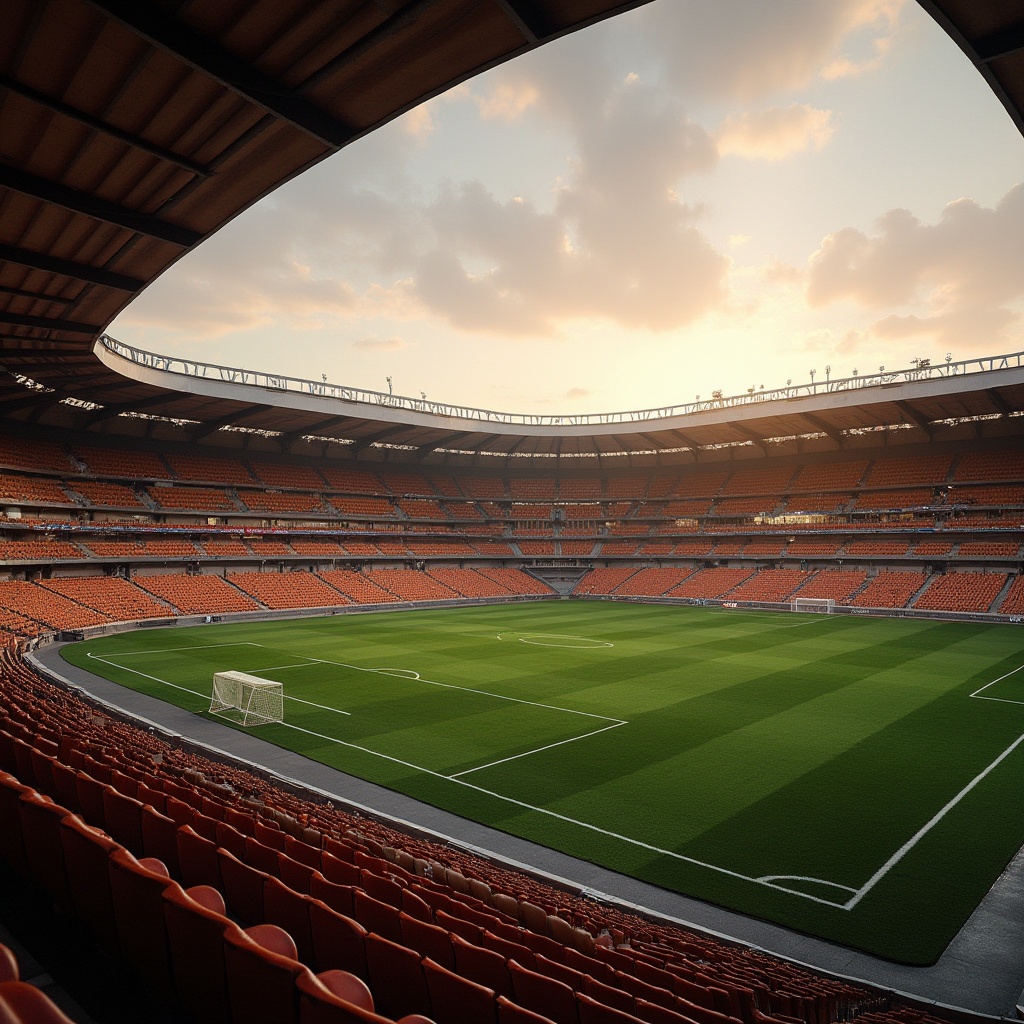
[
  {"left": 791, "top": 597, "right": 835, "bottom": 614},
  {"left": 210, "top": 671, "right": 284, "bottom": 727}
]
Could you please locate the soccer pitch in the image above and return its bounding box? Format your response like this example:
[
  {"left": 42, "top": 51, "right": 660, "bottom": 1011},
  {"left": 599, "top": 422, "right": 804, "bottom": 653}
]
[{"left": 62, "top": 602, "right": 1024, "bottom": 964}]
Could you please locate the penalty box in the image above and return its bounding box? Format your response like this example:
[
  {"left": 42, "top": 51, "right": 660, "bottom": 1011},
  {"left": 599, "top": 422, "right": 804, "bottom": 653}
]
[{"left": 248, "top": 651, "right": 628, "bottom": 779}]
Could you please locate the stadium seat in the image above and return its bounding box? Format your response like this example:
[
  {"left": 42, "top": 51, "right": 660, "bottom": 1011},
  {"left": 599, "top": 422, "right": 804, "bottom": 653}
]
[
  {"left": 58, "top": 814, "right": 120, "bottom": 952},
  {"left": 422, "top": 955, "right": 497, "bottom": 1024},
  {"left": 364, "top": 933, "right": 431, "bottom": 1020},
  {"left": 308, "top": 900, "right": 369, "bottom": 978},
  {"left": 0, "top": 980, "right": 79, "bottom": 1023},
  {"left": 218, "top": 847, "right": 269, "bottom": 924},
  {"left": 223, "top": 922, "right": 306, "bottom": 1024},
  {"left": 17, "top": 791, "right": 73, "bottom": 911},
  {"left": 264, "top": 875, "right": 317, "bottom": 966}
]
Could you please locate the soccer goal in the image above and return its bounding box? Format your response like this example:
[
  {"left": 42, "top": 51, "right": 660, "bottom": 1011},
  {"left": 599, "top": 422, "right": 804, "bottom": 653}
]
[
  {"left": 210, "top": 671, "right": 284, "bottom": 727},
  {"left": 790, "top": 597, "right": 835, "bottom": 614}
]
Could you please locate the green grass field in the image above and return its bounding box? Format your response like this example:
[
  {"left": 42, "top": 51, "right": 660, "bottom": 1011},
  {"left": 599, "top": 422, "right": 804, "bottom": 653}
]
[{"left": 62, "top": 601, "right": 1024, "bottom": 964}]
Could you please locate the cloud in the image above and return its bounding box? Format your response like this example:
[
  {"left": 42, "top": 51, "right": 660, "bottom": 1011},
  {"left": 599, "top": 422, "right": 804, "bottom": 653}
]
[
  {"left": 716, "top": 105, "right": 835, "bottom": 161},
  {"left": 474, "top": 82, "right": 540, "bottom": 121},
  {"left": 806, "top": 183, "right": 1024, "bottom": 349},
  {"left": 351, "top": 336, "right": 409, "bottom": 351},
  {"left": 638, "top": 0, "right": 905, "bottom": 100},
  {"left": 565, "top": 387, "right": 591, "bottom": 399}
]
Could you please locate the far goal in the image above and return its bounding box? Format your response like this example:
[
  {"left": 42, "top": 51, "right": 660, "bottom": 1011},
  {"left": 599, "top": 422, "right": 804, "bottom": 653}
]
[
  {"left": 791, "top": 597, "right": 835, "bottom": 614},
  {"left": 210, "top": 671, "right": 284, "bottom": 727}
]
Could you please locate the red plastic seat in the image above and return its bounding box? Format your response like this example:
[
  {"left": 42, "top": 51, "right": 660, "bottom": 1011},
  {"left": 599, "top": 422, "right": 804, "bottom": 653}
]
[
  {"left": 509, "top": 959, "right": 578, "bottom": 1024},
  {"left": 214, "top": 819, "right": 248, "bottom": 859},
  {"left": 399, "top": 912, "right": 455, "bottom": 970},
  {"left": 108, "top": 848, "right": 179, "bottom": 997},
  {"left": 296, "top": 969, "right": 393, "bottom": 1024},
  {"left": 49, "top": 761, "right": 81, "bottom": 816},
  {"left": 0, "top": 980, "right": 78, "bottom": 1023},
  {"left": 0, "top": 943, "right": 18, "bottom": 983},
  {"left": 73, "top": 771, "right": 107, "bottom": 827},
  {"left": 316, "top": 970, "right": 375, "bottom": 1012},
  {"left": 364, "top": 933, "right": 430, "bottom": 1021},
  {"left": 354, "top": 890, "right": 403, "bottom": 944},
  {"left": 17, "top": 791, "right": 72, "bottom": 911},
  {"left": 496, "top": 995, "right": 559, "bottom": 1024},
  {"left": 422, "top": 956, "right": 497, "bottom": 1024},
  {"left": 58, "top": 814, "right": 120, "bottom": 952},
  {"left": 480, "top": 930, "right": 536, "bottom": 971},
  {"left": 308, "top": 899, "right": 369, "bottom": 978},
  {"left": 0, "top": 771, "right": 31, "bottom": 877},
  {"left": 140, "top": 804, "right": 181, "bottom": 877},
  {"left": 224, "top": 922, "right": 306, "bottom": 1024},
  {"left": 102, "top": 786, "right": 145, "bottom": 853},
  {"left": 217, "top": 847, "right": 268, "bottom": 924},
  {"left": 309, "top": 871, "right": 357, "bottom": 916},
  {"left": 451, "top": 932, "right": 512, "bottom": 998},
  {"left": 576, "top": 992, "right": 639, "bottom": 1024},
  {"left": 321, "top": 850, "right": 361, "bottom": 886},
  {"left": 264, "top": 875, "right": 316, "bottom": 965},
  {"left": 177, "top": 824, "right": 221, "bottom": 889},
  {"left": 162, "top": 884, "right": 234, "bottom": 1024}
]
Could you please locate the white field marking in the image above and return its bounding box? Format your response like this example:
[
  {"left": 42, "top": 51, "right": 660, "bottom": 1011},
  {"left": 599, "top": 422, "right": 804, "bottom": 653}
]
[
  {"left": 448, "top": 720, "right": 627, "bottom": 779},
  {"left": 87, "top": 653, "right": 206, "bottom": 699},
  {"left": 969, "top": 661, "right": 1024, "bottom": 705},
  {"left": 757, "top": 874, "right": 858, "bottom": 894},
  {"left": 496, "top": 632, "right": 614, "bottom": 649},
  {"left": 844, "top": 727, "right": 1024, "bottom": 909},
  {"left": 303, "top": 655, "right": 625, "bottom": 724},
  {"left": 266, "top": 717, "right": 849, "bottom": 908},
  {"left": 92, "top": 642, "right": 261, "bottom": 656}
]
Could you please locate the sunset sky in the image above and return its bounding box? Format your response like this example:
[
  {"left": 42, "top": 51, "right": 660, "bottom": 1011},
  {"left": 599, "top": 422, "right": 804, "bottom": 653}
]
[{"left": 111, "top": 0, "right": 1024, "bottom": 416}]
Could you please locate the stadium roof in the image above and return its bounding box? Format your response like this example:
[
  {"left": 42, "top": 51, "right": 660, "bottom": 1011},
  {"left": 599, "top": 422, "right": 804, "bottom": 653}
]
[{"left": 1, "top": 0, "right": 1022, "bottom": 464}]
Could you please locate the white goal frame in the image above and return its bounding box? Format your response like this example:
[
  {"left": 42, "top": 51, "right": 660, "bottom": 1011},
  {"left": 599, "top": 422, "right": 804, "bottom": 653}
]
[
  {"left": 791, "top": 597, "right": 836, "bottom": 614},
  {"left": 210, "top": 670, "right": 284, "bottom": 727}
]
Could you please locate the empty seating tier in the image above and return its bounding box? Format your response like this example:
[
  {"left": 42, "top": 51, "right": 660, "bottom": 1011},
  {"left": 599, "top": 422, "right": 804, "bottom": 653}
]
[
  {"left": 134, "top": 575, "right": 262, "bottom": 615},
  {"left": 228, "top": 572, "right": 348, "bottom": 609},
  {"left": 913, "top": 573, "right": 1008, "bottom": 613}
]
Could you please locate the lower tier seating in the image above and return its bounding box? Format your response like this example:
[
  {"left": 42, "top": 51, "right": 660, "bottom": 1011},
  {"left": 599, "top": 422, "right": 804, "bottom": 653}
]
[{"left": 913, "top": 573, "right": 1008, "bottom": 613}]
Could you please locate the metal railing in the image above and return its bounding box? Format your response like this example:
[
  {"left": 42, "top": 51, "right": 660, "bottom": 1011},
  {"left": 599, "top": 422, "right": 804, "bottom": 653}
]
[{"left": 97, "top": 335, "right": 1024, "bottom": 428}]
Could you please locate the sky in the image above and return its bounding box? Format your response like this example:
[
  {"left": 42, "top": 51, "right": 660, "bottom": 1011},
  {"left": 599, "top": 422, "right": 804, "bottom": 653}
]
[{"left": 110, "top": 0, "right": 1024, "bottom": 416}]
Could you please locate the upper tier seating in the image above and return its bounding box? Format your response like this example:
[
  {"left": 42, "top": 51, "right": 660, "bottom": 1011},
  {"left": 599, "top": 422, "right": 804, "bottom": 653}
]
[
  {"left": 558, "top": 479, "right": 602, "bottom": 499},
  {"left": 667, "top": 567, "right": 754, "bottom": 599},
  {"left": 864, "top": 454, "right": 952, "bottom": 487},
  {"left": 742, "top": 538, "right": 784, "bottom": 557},
  {"left": 472, "top": 541, "right": 516, "bottom": 557},
  {"left": 786, "top": 538, "right": 843, "bottom": 557},
  {"left": 913, "top": 572, "right": 1007, "bottom": 613},
  {"left": 518, "top": 541, "right": 556, "bottom": 556},
  {"left": 0, "top": 436, "right": 73, "bottom": 473},
  {"left": 442, "top": 501, "right": 483, "bottom": 519},
  {"left": 72, "top": 481, "right": 145, "bottom": 507},
  {"left": 201, "top": 539, "right": 252, "bottom": 557},
  {"left": 319, "top": 467, "right": 384, "bottom": 492},
  {"left": 509, "top": 478, "right": 556, "bottom": 500},
  {"left": 84, "top": 539, "right": 201, "bottom": 559},
  {"left": 250, "top": 462, "right": 325, "bottom": 489},
  {"left": 330, "top": 497, "right": 395, "bottom": 517},
  {"left": 165, "top": 454, "right": 256, "bottom": 485},
  {"left": 605, "top": 477, "right": 648, "bottom": 499},
  {"left": 559, "top": 541, "right": 595, "bottom": 556},
  {"left": 248, "top": 540, "right": 295, "bottom": 557},
  {"left": 427, "top": 474, "right": 463, "bottom": 497},
  {"left": 670, "top": 470, "right": 730, "bottom": 498},
  {"left": 851, "top": 572, "right": 927, "bottom": 609},
  {"left": 240, "top": 492, "right": 328, "bottom": 514},
  {"left": 957, "top": 541, "right": 1020, "bottom": 559},
  {"left": 784, "top": 493, "right": 851, "bottom": 512},
  {"left": 399, "top": 500, "right": 448, "bottom": 519},
  {"left": 134, "top": 574, "right": 261, "bottom": 614},
  {"left": 73, "top": 444, "right": 170, "bottom": 479},
  {"left": 0, "top": 539, "right": 84, "bottom": 561},
  {"left": 0, "top": 473, "right": 72, "bottom": 505},
  {"left": 290, "top": 539, "right": 346, "bottom": 557},
  {"left": 384, "top": 471, "right": 435, "bottom": 495},
  {"left": 714, "top": 496, "right": 779, "bottom": 515},
  {"left": 854, "top": 489, "right": 935, "bottom": 510},
  {"left": 913, "top": 540, "right": 953, "bottom": 557},
  {"left": 673, "top": 540, "right": 714, "bottom": 557},
  {"left": 149, "top": 486, "right": 236, "bottom": 511},
  {"left": 791, "top": 461, "right": 868, "bottom": 491},
  {"left": 461, "top": 477, "right": 507, "bottom": 499},
  {"left": 227, "top": 572, "right": 348, "bottom": 609},
  {"left": 721, "top": 465, "right": 797, "bottom": 496},
  {"left": 846, "top": 540, "right": 910, "bottom": 557},
  {"left": 947, "top": 484, "right": 1024, "bottom": 506},
  {"left": 38, "top": 577, "right": 172, "bottom": 622},
  {"left": 953, "top": 450, "right": 1024, "bottom": 482}
]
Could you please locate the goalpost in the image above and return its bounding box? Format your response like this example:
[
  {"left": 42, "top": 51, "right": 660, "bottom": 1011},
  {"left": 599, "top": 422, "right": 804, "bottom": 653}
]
[
  {"left": 210, "top": 671, "right": 284, "bottom": 727},
  {"left": 790, "top": 597, "right": 836, "bottom": 614}
]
